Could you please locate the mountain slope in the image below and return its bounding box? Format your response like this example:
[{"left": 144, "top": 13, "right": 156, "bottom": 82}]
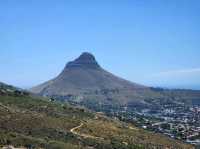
[
  {"left": 31, "top": 52, "right": 200, "bottom": 110},
  {"left": 30, "top": 52, "right": 157, "bottom": 106},
  {"left": 0, "top": 83, "right": 193, "bottom": 149},
  {"left": 31, "top": 52, "right": 146, "bottom": 92},
  {"left": 0, "top": 82, "right": 19, "bottom": 91}
]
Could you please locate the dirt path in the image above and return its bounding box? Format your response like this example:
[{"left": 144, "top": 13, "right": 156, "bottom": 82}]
[
  {"left": 128, "top": 126, "right": 138, "bottom": 130},
  {"left": 2, "top": 145, "right": 26, "bottom": 149},
  {"left": 70, "top": 123, "right": 84, "bottom": 135},
  {"left": 70, "top": 114, "right": 138, "bottom": 140},
  {"left": 70, "top": 123, "right": 104, "bottom": 140}
]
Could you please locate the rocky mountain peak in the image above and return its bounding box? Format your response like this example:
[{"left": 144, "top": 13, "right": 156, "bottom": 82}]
[
  {"left": 77, "top": 52, "right": 96, "bottom": 62},
  {"left": 65, "top": 52, "right": 100, "bottom": 69}
]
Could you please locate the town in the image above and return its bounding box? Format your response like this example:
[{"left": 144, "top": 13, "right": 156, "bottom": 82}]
[{"left": 107, "top": 103, "right": 200, "bottom": 147}]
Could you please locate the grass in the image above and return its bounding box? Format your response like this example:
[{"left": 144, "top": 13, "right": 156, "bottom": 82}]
[
  {"left": 76, "top": 116, "right": 193, "bottom": 149},
  {"left": 0, "top": 90, "right": 194, "bottom": 149}
]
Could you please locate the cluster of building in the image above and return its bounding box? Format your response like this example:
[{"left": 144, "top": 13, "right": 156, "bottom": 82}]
[{"left": 109, "top": 105, "right": 200, "bottom": 146}]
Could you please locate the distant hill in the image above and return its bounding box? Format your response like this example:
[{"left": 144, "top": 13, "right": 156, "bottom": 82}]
[
  {"left": 0, "top": 82, "right": 28, "bottom": 96},
  {"left": 0, "top": 82, "right": 18, "bottom": 91},
  {"left": 0, "top": 82, "right": 193, "bottom": 149},
  {"left": 31, "top": 52, "right": 200, "bottom": 109}
]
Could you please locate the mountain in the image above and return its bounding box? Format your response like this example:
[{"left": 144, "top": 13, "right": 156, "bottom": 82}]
[
  {"left": 0, "top": 82, "right": 18, "bottom": 91},
  {"left": 31, "top": 52, "right": 146, "bottom": 93},
  {"left": 31, "top": 52, "right": 200, "bottom": 110},
  {"left": 0, "top": 82, "right": 24, "bottom": 95},
  {"left": 31, "top": 52, "right": 155, "bottom": 106},
  {"left": 0, "top": 83, "right": 193, "bottom": 149}
]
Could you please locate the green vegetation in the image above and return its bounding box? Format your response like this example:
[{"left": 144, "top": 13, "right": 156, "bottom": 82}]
[{"left": 0, "top": 86, "right": 194, "bottom": 149}]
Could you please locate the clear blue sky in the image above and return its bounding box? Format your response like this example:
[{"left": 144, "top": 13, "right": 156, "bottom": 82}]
[{"left": 0, "top": 0, "right": 200, "bottom": 89}]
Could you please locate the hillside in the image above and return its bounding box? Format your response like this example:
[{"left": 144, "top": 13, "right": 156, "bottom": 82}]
[
  {"left": 0, "top": 82, "right": 19, "bottom": 91},
  {"left": 31, "top": 52, "right": 200, "bottom": 110},
  {"left": 31, "top": 52, "right": 146, "bottom": 94},
  {"left": 30, "top": 52, "right": 151, "bottom": 106},
  {"left": 0, "top": 83, "right": 193, "bottom": 149}
]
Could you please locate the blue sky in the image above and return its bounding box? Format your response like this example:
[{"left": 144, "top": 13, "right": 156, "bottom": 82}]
[{"left": 0, "top": 0, "right": 200, "bottom": 89}]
